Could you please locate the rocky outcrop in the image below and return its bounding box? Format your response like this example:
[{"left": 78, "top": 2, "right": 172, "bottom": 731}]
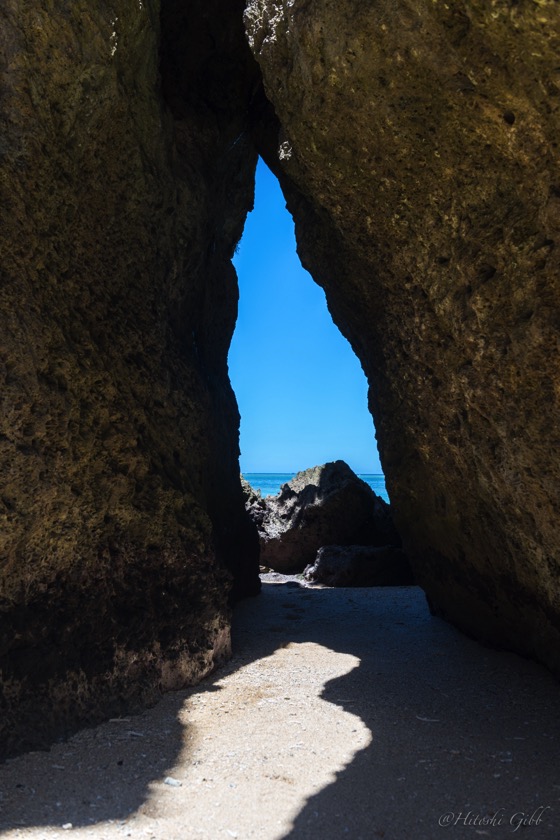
[
  {"left": 304, "top": 545, "right": 414, "bottom": 588},
  {"left": 256, "top": 461, "right": 400, "bottom": 573},
  {"left": 241, "top": 476, "right": 267, "bottom": 532},
  {"left": 0, "top": 0, "right": 260, "bottom": 758},
  {"left": 245, "top": 1, "right": 560, "bottom": 671}
]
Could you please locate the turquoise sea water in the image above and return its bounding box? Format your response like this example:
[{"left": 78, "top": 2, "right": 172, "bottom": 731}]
[{"left": 243, "top": 473, "right": 389, "bottom": 504}]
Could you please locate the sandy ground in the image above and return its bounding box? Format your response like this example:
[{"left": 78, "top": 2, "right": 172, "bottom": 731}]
[{"left": 0, "top": 578, "right": 559, "bottom": 840}]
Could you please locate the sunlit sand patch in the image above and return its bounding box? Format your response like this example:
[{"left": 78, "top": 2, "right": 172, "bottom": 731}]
[
  {"left": 142, "top": 642, "right": 372, "bottom": 840},
  {"left": 0, "top": 640, "right": 370, "bottom": 840}
]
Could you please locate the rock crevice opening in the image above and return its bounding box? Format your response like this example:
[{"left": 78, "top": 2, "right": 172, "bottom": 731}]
[{"left": 0, "top": 0, "right": 559, "bottom": 757}]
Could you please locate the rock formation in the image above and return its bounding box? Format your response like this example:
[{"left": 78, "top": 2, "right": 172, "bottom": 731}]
[
  {"left": 244, "top": 0, "right": 560, "bottom": 673},
  {"left": 0, "top": 0, "right": 260, "bottom": 758},
  {"left": 254, "top": 461, "right": 400, "bottom": 573},
  {"left": 241, "top": 475, "right": 267, "bottom": 532},
  {"left": 304, "top": 545, "right": 414, "bottom": 588},
  {"left": 1, "top": 0, "right": 559, "bottom": 759}
]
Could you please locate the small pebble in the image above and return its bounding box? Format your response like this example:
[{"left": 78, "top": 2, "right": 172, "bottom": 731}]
[
  {"left": 62, "top": 824, "right": 73, "bottom": 831},
  {"left": 164, "top": 776, "right": 182, "bottom": 787}
]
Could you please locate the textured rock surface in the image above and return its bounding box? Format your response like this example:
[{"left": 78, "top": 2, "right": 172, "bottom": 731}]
[
  {"left": 257, "top": 461, "right": 399, "bottom": 573},
  {"left": 241, "top": 475, "right": 267, "bottom": 532},
  {"left": 304, "top": 545, "right": 414, "bottom": 588},
  {"left": 0, "top": 0, "right": 259, "bottom": 757},
  {"left": 245, "top": 1, "right": 560, "bottom": 670}
]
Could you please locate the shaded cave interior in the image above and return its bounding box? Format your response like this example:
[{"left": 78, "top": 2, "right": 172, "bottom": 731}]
[
  {"left": 1, "top": 0, "right": 559, "bottom": 763},
  {"left": 0, "top": 0, "right": 395, "bottom": 760},
  {"left": 156, "top": 0, "right": 560, "bottom": 683}
]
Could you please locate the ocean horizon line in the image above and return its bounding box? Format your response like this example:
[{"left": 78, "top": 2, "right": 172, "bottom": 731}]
[
  {"left": 243, "top": 471, "right": 389, "bottom": 502},
  {"left": 243, "top": 471, "right": 385, "bottom": 476}
]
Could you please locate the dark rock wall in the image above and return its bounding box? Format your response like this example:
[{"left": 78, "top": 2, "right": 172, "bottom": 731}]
[
  {"left": 159, "top": 0, "right": 262, "bottom": 598},
  {"left": 245, "top": 1, "right": 560, "bottom": 671},
  {"left": 0, "top": 0, "right": 259, "bottom": 757}
]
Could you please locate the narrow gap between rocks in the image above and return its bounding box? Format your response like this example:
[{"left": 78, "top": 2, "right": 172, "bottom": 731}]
[
  {"left": 228, "top": 157, "right": 385, "bottom": 492},
  {"left": 228, "top": 158, "right": 410, "bottom": 590}
]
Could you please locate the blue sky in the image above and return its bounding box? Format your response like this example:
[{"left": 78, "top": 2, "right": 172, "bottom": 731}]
[{"left": 228, "top": 158, "right": 382, "bottom": 475}]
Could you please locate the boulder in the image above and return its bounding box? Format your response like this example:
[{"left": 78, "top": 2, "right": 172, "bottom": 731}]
[
  {"left": 257, "top": 460, "right": 400, "bottom": 573},
  {"left": 303, "top": 545, "right": 414, "bottom": 588}
]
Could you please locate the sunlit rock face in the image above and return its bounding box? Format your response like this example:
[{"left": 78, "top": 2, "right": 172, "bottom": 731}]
[
  {"left": 0, "top": 0, "right": 259, "bottom": 757},
  {"left": 245, "top": 1, "right": 560, "bottom": 672}
]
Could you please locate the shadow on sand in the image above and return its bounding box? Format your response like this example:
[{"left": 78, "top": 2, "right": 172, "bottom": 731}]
[
  {"left": 232, "top": 581, "right": 560, "bottom": 839},
  {"left": 0, "top": 580, "right": 558, "bottom": 837},
  {"left": 0, "top": 690, "right": 188, "bottom": 829}
]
